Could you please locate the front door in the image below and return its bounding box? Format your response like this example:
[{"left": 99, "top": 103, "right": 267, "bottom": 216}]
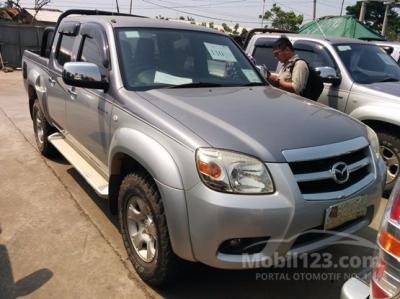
[
  {"left": 293, "top": 40, "right": 351, "bottom": 112},
  {"left": 65, "top": 24, "right": 112, "bottom": 172}
]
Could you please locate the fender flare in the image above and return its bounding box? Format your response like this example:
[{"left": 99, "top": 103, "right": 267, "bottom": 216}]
[
  {"left": 349, "top": 105, "right": 400, "bottom": 128},
  {"left": 27, "top": 68, "right": 51, "bottom": 121},
  {"left": 109, "top": 127, "right": 184, "bottom": 190},
  {"left": 109, "top": 128, "right": 195, "bottom": 260}
]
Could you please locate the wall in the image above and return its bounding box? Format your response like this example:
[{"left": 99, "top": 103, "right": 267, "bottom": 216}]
[{"left": 0, "top": 24, "right": 49, "bottom": 68}]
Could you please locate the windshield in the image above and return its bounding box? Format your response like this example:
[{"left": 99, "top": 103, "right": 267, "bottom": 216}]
[
  {"left": 116, "top": 28, "right": 264, "bottom": 91},
  {"left": 334, "top": 43, "right": 400, "bottom": 84}
]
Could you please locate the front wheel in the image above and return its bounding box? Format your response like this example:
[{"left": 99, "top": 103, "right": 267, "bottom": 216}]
[
  {"left": 378, "top": 131, "right": 400, "bottom": 194},
  {"left": 118, "top": 173, "right": 180, "bottom": 286}
]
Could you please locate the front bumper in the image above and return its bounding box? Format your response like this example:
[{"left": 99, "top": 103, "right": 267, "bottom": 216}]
[{"left": 185, "top": 158, "right": 386, "bottom": 269}]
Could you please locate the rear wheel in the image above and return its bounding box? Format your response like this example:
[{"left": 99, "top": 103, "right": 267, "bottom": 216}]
[
  {"left": 377, "top": 131, "right": 400, "bottom": 194},
  {"left": 32, "top": 100, "right": 57, "bottom": 157},
  {"left": 118, "top": 173, "right": 180, "bottom": 286}
]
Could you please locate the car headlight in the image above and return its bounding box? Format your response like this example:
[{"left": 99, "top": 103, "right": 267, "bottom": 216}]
[
  {"left": 367, "top": 126, "right": 380, "bottom": 159},
  {"left": 196, "top": 148, "right": 274, "bottom": 194}
]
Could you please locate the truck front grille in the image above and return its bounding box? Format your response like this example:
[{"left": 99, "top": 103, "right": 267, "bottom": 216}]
[{"left": 282, "top": 137, "right": 376, "bottom": 200}]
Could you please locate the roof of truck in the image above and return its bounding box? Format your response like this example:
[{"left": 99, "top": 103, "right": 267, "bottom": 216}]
[
  {"left": 64, "top": 15, "right": 225, "bottom": 35},
  {"left": 252, "top": 32, "right": 372, "bottom": 45}
]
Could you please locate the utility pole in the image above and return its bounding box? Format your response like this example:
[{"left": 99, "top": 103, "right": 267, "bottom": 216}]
[
  {"left": 359, "top": 1, "right": 367, "bottom": 22},
  {"left": 382, "top": 1, "right": 391, "bottom": 37},
  {"left": 130, "top": 0, "right": 133, "bottom": 14},
  {"left": 116, "top": 0, "right": 120, "bottom": 13},
  {"left": 313, "top": 0, "right": 316, "bottom": 20},
  {"left": 340, "top": 0, "right": 345, "bottom": 16},
  {"left": 261, "top": 0, "right": 266, "bottom": 28}
]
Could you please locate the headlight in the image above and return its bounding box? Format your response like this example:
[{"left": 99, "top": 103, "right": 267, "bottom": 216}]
[
  {"left": 367, "top": 126, "right": 380, "bottom": 159},
  {"left": 196, "top": 148, "right": 274, "bottom": 194}
]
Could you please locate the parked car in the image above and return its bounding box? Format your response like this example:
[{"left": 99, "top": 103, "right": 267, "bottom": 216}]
[
  {"left": 371, "top": 40, "right": 400, "bottom": 65},
  {"left": 23, "top": 10, "right": 386, "bottom": 286},
  {"left": 341, "top": 178, "right": 400, "bottom": 299},
  {"left": 245, "top": 33, "right": 400, "bottom": 194}
]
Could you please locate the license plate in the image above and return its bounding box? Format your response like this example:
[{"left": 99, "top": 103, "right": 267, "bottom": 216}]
[{"left": 324, "top": 196, "right": 369, "bottom": 230}]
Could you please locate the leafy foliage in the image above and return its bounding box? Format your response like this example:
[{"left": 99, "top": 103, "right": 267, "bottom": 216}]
[
  {"left": 346, "top": 2, "right": 400, "bottom": 40},
  {"left": 260, "top": 4, "right": 303, "bottom": 31},
  {"left": 222, "top": 23, "right": 232, "bottom": 32}
]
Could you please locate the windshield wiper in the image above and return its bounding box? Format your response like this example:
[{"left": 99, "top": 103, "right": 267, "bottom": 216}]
[
  {"left": 241, "top": 82, "right": 266, "bottom": 86},
  {"left": 377, "top": 77, "right": 400, "bottom": 83},
  {"left": 167, "top": 82, "right": 222, "bottom": 89}
]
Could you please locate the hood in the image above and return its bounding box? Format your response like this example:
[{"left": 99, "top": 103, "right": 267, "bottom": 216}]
[
  {"left": 137, "top": 86, "right": 367, "bottom": 162},
  {"left": 363, "top": 82, "right": 400, "bottom": 98}
]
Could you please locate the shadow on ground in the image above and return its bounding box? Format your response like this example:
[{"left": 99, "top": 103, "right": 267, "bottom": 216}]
[{"left": 0, "top": 230, "right": 53, "bottom": 298}]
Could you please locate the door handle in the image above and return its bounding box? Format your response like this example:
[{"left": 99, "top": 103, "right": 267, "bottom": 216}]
[
  {"left": 67, "top": 87, "right": 77, "bottom": 99},
  {"left": 48, "top": 77, "right": 56, "bottom": 87}
]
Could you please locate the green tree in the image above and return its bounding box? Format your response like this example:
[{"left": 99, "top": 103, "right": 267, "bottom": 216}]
[
  {"left": 346, "top": 2, "right": 400, "bottom": 40},
  {"left": 233, "top": 23, "right": 240, "bottom": 34},
  {"left": 260, "top": 3, "right": 303, "bottom": 31},
  {"left": 209, "top": 22, "right": 214, "bottom": 29},
  {"left": 222, "top": 23, "right": 232, "bottom": 32}
]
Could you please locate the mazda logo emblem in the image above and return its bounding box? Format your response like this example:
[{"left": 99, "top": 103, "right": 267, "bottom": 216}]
[{"left": 331, "top": 162, "right": 349, "bottom": 184}]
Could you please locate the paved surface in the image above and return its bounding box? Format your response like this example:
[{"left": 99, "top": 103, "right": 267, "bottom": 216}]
[{"left": 0, "top": 71, "right": 388, "bottom": 299}]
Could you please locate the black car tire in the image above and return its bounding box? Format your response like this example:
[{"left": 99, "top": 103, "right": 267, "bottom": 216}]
[
  {"left": 378, "top": 130, "right": 400, "bottom": 194},
  {"left": 118, "top": 172, "right": 180, "bottom": 286}
]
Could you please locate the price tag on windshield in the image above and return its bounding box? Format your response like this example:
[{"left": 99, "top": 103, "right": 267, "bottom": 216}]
[
  {"left": 154, "top": 71, "right": 192, "bottom": 85},
  {"left": 124, "top": 31, "right": 140, "bottom": 38},
  {"left": 204, "top": 42, "right": 237, "bottom": 62},
  {"left": 337, "top": 45, "right": 352, "bottom": 51},
  {"left": 242, "top": 69, "right": 261, "bottom": 82}
]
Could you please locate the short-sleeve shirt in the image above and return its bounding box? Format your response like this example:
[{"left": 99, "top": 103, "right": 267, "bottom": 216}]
[{"left": 277, "top": 54, "right": 309, "bottom": 95}]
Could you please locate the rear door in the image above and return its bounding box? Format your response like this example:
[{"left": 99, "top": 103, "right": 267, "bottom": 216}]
[
  {"left": 293, "top": 40, "right": 350, "bottom": 111},
  {"left": 65, "top": 22, "right": 112, "bottom": 171},
  {"left": 47, "top": 22, "right": 80, "bottom": 130}
]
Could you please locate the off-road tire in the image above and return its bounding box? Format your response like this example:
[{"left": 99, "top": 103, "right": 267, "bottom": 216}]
[
  {"left": 377, "top": 130, "right": 400, "bottom": 194},
  {"left": 32, "top": 100, "right": 57, "bottom": 157},
  {"left": 118, "top": 173, "right": 180, "bottom": 286}
]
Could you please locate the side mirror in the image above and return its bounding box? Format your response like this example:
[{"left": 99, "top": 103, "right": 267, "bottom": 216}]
[
  {"left": 62, "top": 62, "right": 109, "bottom": 90},
  {"left": 315, "top": 66, "right": 341, "bottom": 86},
  {"left": 256, "top": 65, "right": 267, "bottom": 77}
]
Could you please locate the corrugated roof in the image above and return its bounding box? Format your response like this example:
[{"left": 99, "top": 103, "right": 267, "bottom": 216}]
[{"left": 25, "top": 9, "right": 61, "bottom": 23}]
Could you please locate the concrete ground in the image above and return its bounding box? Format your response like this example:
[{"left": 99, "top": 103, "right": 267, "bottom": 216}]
[{"left": 0, "top": 71, "right": 388, "bottom": 299}]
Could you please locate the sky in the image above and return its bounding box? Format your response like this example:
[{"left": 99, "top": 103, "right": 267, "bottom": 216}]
[{"left": 16, "top": 0, "right": 360, "bottom": 27}]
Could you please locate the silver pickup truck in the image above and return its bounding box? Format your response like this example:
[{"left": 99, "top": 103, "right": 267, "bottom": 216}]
[
  {"left": 245, "top": 33, "right": 400, "bottom": 194},
  {"left": 23, "top": 10, "right": 386, "bottom": 286}
]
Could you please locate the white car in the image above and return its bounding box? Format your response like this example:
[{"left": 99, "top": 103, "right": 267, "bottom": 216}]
[{"left": 371, "top": 41, "right": 400, "bottom": 65}]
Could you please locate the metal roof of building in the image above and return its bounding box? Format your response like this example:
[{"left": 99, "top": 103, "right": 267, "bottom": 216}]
[{"left": 24, "top": 9, "right": 62, "bottom": 23}]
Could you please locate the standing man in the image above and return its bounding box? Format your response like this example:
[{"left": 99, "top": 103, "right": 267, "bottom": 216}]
[{"left": 267, "top": 36, "right": 309, "bottom": 96}]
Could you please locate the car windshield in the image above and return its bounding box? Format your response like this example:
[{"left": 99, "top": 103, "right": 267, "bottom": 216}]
[
  {"left": 116, "top": 28, "right": 264, "bottom": 91},
  {"left": 334, "top": 43, "right": 400, "bottom": 84}
]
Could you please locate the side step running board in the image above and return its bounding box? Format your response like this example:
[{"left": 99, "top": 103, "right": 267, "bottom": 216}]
[{"left": 48, "top": 133, "right": 109, "bottom": 198}]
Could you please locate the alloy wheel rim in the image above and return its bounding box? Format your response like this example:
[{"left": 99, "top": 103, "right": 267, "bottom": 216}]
[
  {"left": 381, "top": 145, "right": 400, "bottom": 185},
  {"left": 35, "top": 114, "right": 44, "bottom": 144},
  {"left": 126, "top": 196, "right": 157, "bottom": 263}
]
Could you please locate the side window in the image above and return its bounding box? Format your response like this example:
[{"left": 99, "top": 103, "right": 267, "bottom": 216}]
[
  {"left": 56, "top": 34, "right": 76, "bottom": 66},
  {"left": 293, "top": 40, "right": 336, "bottom": 69},
  {"left": 79, "top": 36, "right": 105, "bottom": 73},
  {"left": 252, "top": 38, "right": 278, "bottom": 71}
]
